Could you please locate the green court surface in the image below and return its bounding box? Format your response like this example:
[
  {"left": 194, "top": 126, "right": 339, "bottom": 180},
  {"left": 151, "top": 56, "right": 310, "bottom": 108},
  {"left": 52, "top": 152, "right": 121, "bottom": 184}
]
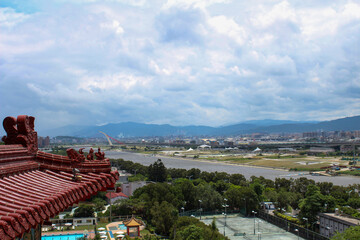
[{"left": 201, "top": 215, "right": 304, "bottom": 240}]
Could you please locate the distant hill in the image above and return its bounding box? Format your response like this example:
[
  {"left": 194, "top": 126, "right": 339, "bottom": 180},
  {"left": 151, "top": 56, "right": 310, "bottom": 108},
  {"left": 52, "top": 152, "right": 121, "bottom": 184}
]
[
  {"left": 250, "top": 116, "right": 360, "bottom": 134},
  {"left": 40, "top": 116, "right": 360, "bottom": 137}
]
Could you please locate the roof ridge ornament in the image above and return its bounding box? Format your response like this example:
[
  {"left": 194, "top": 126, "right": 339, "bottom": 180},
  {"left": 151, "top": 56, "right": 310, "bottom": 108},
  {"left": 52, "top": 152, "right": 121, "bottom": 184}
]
[
  {"left": 66, "top": 147, "right": 106, "bottom": 162},
  {"left": 2, "top": 115, "right": 38, "bottom": 154}
]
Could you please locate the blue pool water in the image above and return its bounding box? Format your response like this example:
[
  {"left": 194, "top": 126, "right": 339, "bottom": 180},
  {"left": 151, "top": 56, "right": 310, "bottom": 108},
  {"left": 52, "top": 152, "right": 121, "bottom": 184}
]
[
  {"left": 42, "top": 233, "right": 84, "bottom": 240},
  {"left": 118, "top": 224, "right": 126, "bottom": 230}
]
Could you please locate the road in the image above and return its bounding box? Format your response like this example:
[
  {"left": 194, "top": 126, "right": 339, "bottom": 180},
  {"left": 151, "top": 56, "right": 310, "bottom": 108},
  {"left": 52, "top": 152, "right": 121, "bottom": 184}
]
[{"left": 104, "top": 150, "right": 360, "bottom": 186}]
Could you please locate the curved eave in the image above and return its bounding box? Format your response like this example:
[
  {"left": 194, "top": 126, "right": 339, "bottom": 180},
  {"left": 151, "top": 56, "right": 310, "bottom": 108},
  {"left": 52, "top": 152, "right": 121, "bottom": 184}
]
[{"left": 0, "top": 169, "right": 117, "bottom": 239}]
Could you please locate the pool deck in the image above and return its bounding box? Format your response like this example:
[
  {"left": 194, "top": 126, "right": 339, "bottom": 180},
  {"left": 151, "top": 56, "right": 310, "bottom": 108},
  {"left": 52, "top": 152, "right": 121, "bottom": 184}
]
[{"left": 106, "top": 221, "right": 126, "bottom": 240}]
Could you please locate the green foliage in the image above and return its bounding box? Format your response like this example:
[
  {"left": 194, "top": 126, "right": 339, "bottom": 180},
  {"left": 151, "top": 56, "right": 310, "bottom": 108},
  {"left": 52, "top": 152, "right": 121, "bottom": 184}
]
[
  {"left": 149, "top": 201, "right": 178, "bottom": 236},
  {"left": 339, "top": 206, "right": 360, "bottom": 219},
  {"left": 176, "top": 224, "right": 204, "bottom": 240},
  {"left": 196, "top": 184, "right": 222, "bottom": 211},
  {"left": 348, "top": 197, "right": 360, "bottom": 209},
  {"left": 273, "top": 210, "right": 300, "bottom": 224},
  {"left": 173, "top": 178, "right": 197, "bottom": 210},
  {"left": 290, "top": 177, "right": 315, "bottom": 197},
  {"left": 224, "top": 185, "right": 259, "bottom": 215},
  {"left": 148, "top": 159, "right": 167, "bottom": 182},
  {"left": 264, "top": 188, "right": 278, "bottom": 203},
  {"left": 331, "top": 225, "right": 360, "bottom": 240},
  {"left": 133, "top": 182, "right": 182, "bottom": 216},
  {"left": 104, "top": 158, "right": 360, "bottom": 238},
  {"left": 275, "top": 178, "right": 291, "bottom": 191},
  {"left": 92, "top": 198, "right": 107, "bottom": 211},
  {"left": 128, "top": 173, "right": 147, "bottom": 182},
  {"left": 89, "top": 191, "right": 107, "bottom": 201},
  {"left": 229, "top": 173, "right": 246, "bottom": 186},
  {"left": 73, "top": 204, "right": 94, "bottom": 218},
  {"left": 299, "top": 185, "right": 326, "bottom": 224},
  {"left": 316, "top": 182, "right": 334, "bottom": 195},
  {"left": 171, "top": 216, "right": 227, "bottom": 240},
  {"left": 250, "top": 179, "right": 264, "bottom": 202},
  {"left": 338, "top": 170, "right": 360, "bottom": 176}
]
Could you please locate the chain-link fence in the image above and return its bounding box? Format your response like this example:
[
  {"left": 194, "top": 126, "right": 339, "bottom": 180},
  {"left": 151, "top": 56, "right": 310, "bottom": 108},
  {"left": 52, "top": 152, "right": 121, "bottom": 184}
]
[{"left": 257, "top": 211, "right": 329, "bottom": 240}]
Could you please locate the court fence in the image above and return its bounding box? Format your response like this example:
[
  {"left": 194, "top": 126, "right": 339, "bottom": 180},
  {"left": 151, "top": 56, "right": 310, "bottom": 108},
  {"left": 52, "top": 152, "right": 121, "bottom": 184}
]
[{"left": 257, "top": 210, "right": 329, "bottom": 240}]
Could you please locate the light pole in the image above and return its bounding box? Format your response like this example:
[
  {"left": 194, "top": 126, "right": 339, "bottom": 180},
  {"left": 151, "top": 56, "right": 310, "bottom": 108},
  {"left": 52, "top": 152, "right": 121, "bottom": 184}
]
[
  {"left": 252, "top": 211, "right": 257, "bottom": 235},
  {"left": 294, "top": 228, "right": 299, "bottom": 240},
  {"left": 303, "top": 217, "right": 308, "bottom": 239},
  {"left": 181, "top": 207, "right": 185, "bottom": 216},
  {"left": 242, "top": 198, "right": 247, "bottom": 216},
  {"left": 222, "top": 198, "right": 229, "bottom": 236},
  {"left": 257, "top": 219, "right": 262, "bottom": 233},
  {"left": 199, "top": 200, "right": 202, "bottom": 220}
]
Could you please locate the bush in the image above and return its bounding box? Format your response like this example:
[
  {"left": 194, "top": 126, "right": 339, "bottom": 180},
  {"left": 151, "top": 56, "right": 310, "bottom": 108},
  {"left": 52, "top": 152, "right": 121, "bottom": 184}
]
[{"left": 273, "top": 210, "right": 300, "bottom": 224}]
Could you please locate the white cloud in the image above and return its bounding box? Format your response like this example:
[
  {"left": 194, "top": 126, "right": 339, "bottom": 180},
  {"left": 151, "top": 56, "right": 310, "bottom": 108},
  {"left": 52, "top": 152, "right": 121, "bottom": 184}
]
[
  {"left": 208, "top": 15, "right": 247, "bottom": 45},
  {"left": 1, "top": 0, "right": 360, "bottom": 131},
  {"left": 0, "top": 7, "right": 29, "bottom": 27}
]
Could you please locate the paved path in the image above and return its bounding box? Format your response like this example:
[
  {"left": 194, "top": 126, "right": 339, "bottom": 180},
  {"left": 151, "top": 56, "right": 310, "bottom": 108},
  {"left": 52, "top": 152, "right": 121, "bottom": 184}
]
[{"left": 105, "top": 150, "right": 360, "bottom": 186}]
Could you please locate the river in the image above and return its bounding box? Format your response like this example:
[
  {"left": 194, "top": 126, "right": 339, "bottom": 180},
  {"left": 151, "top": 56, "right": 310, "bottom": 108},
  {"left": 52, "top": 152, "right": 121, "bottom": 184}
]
[{"left": 104, "top": 150, "right": 360, "bottom": 186}]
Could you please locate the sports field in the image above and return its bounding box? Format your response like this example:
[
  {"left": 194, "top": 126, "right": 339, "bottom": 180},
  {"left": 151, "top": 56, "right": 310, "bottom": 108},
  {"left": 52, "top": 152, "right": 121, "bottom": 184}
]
[{"left": 201, "top": 214, "right": 304, "bottom": 240}]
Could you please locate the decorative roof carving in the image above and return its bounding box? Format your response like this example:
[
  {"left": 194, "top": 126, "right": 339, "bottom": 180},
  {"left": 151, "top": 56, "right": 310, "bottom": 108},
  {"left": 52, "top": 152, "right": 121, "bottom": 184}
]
[{"left": 2, "top": 115, "right": 38, "bottom": 154}]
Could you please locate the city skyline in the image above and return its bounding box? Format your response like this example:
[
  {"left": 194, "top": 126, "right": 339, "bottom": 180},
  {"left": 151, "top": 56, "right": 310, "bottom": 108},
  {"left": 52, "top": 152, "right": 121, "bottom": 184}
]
[{"left": 1, "top": 0, "right": 360, "bottom": 132}]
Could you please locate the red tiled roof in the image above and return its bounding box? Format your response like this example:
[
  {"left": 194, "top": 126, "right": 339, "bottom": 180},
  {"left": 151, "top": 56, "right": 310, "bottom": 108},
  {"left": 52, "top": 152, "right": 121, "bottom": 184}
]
[
  {"left": 105, "top": 191, "right": 129, "bottom": 199},
  {"left": 0, "top": 115, "right": 119, "bottom": 239}
]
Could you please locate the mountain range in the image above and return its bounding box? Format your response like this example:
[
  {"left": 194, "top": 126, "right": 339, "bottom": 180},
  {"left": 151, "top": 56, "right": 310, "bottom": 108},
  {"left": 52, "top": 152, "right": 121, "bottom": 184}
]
[{"left": 40, "top": 116, "right": 360, "bottom": 138}]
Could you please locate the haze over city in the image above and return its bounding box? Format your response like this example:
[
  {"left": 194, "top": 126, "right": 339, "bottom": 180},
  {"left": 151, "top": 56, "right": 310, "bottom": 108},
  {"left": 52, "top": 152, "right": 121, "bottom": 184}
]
[{"left": 1, "top": 0, "right": 360, "bottom": 133}]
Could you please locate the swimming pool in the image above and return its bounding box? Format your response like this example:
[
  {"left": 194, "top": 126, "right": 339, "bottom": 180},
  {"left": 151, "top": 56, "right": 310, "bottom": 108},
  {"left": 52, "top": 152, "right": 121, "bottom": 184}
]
[{"left": 42, "top": 233, "right": 84, "bottom": 240}]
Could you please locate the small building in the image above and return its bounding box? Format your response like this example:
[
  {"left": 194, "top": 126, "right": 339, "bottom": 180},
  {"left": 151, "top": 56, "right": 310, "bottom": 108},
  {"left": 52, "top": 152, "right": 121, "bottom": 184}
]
[
  {"left": 198, "top": 144, "right": 211, "bottom": 150},
  {"left": 309, "top": 147, "right": 335, "bottom": 153},
  {"left": 121, "top": 181, "right": 148, "bottom": 197},
  {"left": 106, "top": 191, "right": 129, "bottom": 204},
  {"left": 73, "top": 217, "right": 97, "bottom": 226},
  {"left": 318, "top": 212, "right": 360, "bottom": 238}
]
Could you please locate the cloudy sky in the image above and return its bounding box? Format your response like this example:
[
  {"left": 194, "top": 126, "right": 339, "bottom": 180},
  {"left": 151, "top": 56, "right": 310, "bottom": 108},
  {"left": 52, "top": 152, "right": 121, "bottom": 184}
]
[{"left": 1, "top": 0, "right": 360, "bottom": 133}]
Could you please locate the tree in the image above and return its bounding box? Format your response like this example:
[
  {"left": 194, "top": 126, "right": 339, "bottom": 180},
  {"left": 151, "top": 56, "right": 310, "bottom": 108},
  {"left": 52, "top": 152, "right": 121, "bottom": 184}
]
[
  {"left": 290, "top": 177, "right": 315, "bottom": 197},
  {"left": 275, "top": 178, "right": 292, "bottom": 191},
  {"left": 225, "top": 185, "right": 259, "bottom": 215},
  {"left": 133, "top": 182, "right": 182, "bottom": 216},
  {"left": 171, "top": 216, "right": 227, "bottom": 240},
  {"left": 348, "top": 197, "right": 360, "bottom": 209},
  {"left": 73, "top": 204, "right": 94, "bottom": 218},
  {"left": 299, "top": 185, "right": 325, "bottom": 225},
  {"left": 264, "top": 188, "right": 278, "bottom": 203},
  {"left": 331, "top": 225, "right": 360, "bottom": 240},
  {"left": 250, "top": 179, "right": 264, "bottom": 202},
  {"left": 224, "top": 185, "right": 243, "bottom": 210},
  {"left": 148, "top": 159, "right": 167, "bottom": 182},
  {"left": 176, "top": 225, "right": 204, "bottom": 240},
  {"left": 174, "top": 178, "right": 197, "bottom": 210},
  {"left": 229, "top": 173, "right": 246, "bottom": 186},
  {"left": 195, "top": 184, "right": 222, "bottom": 211},
  {"left": 92, "top": 198, "right": 106, "bottom": 211},
  {"left": 276, "top": 189, "right": 291, "bottom": 212},
  {"left": 150, "top": 201, "right": 178, "bottom": 236}
]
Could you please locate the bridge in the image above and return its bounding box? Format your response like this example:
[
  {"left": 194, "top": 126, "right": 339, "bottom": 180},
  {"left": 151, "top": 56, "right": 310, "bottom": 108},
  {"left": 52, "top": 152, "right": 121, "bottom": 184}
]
[{"left": 99, "top": 131, "right": 123, "bottom": 145}]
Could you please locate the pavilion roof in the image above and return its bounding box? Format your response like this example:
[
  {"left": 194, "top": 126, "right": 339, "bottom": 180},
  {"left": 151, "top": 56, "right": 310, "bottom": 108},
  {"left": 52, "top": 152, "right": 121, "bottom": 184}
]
[
  {"left": 123, "top": 216, "right": 144, "bottom": 227},
  {"left": 0, "top": 115, "right": 119, "bottom": 240},
  {"left": 105, "top": 192, "right": 128, "bottom": 199}
]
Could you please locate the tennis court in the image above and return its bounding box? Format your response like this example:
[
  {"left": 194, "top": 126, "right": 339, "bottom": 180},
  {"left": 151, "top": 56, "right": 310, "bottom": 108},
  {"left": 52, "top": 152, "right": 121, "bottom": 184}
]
[{"left": 201, "top": 214, "right": 304, "bottom": 240}]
